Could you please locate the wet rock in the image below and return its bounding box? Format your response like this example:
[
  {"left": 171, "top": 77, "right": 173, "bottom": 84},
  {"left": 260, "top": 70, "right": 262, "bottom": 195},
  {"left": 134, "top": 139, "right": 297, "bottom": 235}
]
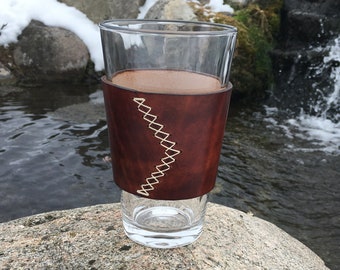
[
  {"left": 50, "top": 89, "right": 106, "bottom": 124},
  {"left": 280, "top": 0, "right": 340, "bottom": 48},
  {"left": 0, "top": 85, "right": 24, "bottom": 97},
  {"left": 51, "top": 102, "right": 106, "bottom": 124},
  {"left": 0, "top": 203, "right": 329, "bottom": 269},
  {"left": 13, "top": 20, "right": 89, "bottom": 83},
  {"left": 270, "top": 0, "right": 340, "bottom": 114}
]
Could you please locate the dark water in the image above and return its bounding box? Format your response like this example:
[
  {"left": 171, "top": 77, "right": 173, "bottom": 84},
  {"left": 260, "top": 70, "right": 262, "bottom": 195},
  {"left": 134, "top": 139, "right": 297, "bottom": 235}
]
[{"left": 0, "top": 84, "right": 339, "bottom": 269}]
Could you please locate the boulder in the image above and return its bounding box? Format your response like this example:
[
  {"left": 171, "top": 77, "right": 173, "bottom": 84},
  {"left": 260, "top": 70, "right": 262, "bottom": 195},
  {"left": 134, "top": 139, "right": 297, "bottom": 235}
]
[
  {"left": 0, "top": 0, "right": 143, "bottom": 85},
  {"left": 12, "top": 20, "right": 89, "bottom": 83},
  {"left": 59, "top": 0, "right": 142, "bottom": 23},
  {"left": 0, "top": 203, "right": 329, "bottom": 269},
  {"left": 145, "top": 0, "right": 197, "bottom": 21},
  {"left": 280, "top": 0, "right": 340, "bottom": 48},
  {"left": 270, "top": 0, "right": 340, "bottom": 115},
  {"left": 0, "top": 62, "right": 14, "bottom": 84}
]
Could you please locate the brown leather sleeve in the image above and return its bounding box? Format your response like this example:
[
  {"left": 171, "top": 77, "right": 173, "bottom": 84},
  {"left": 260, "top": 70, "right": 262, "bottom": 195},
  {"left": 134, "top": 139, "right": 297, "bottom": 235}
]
[{"left": 102, "top": 77, "right": 232, "bottom": 200}]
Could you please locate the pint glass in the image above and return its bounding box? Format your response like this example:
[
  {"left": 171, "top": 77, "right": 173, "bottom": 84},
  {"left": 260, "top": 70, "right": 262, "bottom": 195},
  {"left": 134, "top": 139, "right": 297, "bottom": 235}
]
[{"left": 100, "top": 19, "right": 237, "bottom": 248}]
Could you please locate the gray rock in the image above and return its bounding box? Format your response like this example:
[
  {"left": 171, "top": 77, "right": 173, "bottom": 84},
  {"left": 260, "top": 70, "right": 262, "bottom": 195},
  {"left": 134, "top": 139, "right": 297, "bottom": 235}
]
[
  {"left": 50, "top": 90, "right": 106, "bottom": 124},
  {"left": 145, "top": 0, "right": 197, "bottom": 21},
  {"left": 0, "top": 62, "right": 11, "bottom": 78},
  {"left": 0, "top": 62, "right": 14, "bottom": 85},
  {"left": 226, "top": 0, "right": 250, "bottom": 7},
  {"left": 270, "top": 0, "right": 340, "bottom": 116},
  {"left": 51, "top": 102, "right": 106, "bottom": 124},
  {"left": 0, "top": 203, "right": 329, "bottom": 269},
  {"left": 0, "top": 85, "right": 24, "bottom": 97},
  {"left": 13, "top": 20, "right": 89, "bottom": 83},
  {"left": 59, "top": 0, "right": 142, "bottom": 23}
]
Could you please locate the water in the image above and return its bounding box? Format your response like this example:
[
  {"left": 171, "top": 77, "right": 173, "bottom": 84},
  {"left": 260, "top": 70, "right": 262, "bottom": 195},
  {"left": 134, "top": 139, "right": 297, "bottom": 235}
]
[
  {"left": 284, "top": 35, "right": 340, "bottom": 155},
  {"left": 0, "top": 82, "right": 339, "bottom": 269},
  {"left": 268, "top": 35, "right": 340, "bottom": 156},
  {"left": 214, "top": 104, "right": 339, "bottom": 269},
  {"left": 0, "top": 84, "right": 120, "bottom": 221}
]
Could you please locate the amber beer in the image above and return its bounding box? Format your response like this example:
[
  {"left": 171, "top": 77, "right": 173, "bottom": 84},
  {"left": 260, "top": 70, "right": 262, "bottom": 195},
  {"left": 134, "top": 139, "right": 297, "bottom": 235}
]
[{"left": 102, "top": 69, "right": 232, "bottom": 200}]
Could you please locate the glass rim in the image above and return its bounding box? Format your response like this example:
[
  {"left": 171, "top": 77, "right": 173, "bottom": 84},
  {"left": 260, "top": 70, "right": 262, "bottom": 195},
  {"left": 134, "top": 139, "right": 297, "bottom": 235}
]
[{"left": 99, "top": 19, "right": 237, "bottom": 36}]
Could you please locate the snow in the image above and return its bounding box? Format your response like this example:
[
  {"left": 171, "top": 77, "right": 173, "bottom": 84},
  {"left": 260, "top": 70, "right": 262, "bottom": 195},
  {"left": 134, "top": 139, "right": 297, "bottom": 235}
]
[
  {"left": 0, "top": 0, "right": 103, "bottom": 70},
  {"left": 207, "top": 0, "right": 234, "bottom": 13},
  {"left": 138, "top": 0, "right": 234, "bottom": 19},
  {"left": 0, "top": 0, "right": 234, "bottom": 71},
  {"left": 137, "top": 0, "right": 158, "bottom": 19}
]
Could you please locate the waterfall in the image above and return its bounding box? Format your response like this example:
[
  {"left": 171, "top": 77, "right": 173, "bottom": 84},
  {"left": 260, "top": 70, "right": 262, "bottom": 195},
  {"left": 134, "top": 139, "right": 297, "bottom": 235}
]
[
  {"left": 321, "top": 35, "right": 339, "bottom": 122},
  {"left": 265, "top": 35, "right": 340, "bottom": 155}
]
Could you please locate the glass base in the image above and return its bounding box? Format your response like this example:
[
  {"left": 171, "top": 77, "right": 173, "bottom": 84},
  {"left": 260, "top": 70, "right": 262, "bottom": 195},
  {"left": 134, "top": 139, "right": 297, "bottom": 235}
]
[{"left": 121, "top": 191, "right": 207, "bottom": 248}]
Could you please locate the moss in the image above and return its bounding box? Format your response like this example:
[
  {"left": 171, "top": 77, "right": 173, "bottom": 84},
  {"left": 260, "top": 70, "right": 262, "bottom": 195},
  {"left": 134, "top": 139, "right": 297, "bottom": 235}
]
[
  {"left": 190, "top": 0, "right": 283, "bottom": 99},
  {"left": 255, "top": 0, "right": 283, "bottom": 40},
  {"left": 231, "top": 3, "right": 282, "bottom": 97}
]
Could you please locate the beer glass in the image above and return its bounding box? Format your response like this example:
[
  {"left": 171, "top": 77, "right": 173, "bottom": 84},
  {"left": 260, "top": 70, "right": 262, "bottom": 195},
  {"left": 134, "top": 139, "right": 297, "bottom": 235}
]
[{"left": 100, "top": 19, "right": 237, "bottom": 248}]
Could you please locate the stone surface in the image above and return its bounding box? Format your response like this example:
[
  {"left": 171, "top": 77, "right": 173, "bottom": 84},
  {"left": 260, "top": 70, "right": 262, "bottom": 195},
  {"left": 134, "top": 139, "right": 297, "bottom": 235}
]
[
  {"left": 13, "top": 20, "right": 89, "bottom": 83},
  {"left": 0, "top": 62, "right": 13, "bottom": 85},
  {"left": 50, "top": 90, "right": 106, "bottom": 124},
  {"left": 145, "top": 0, "right": 197, "bottom": 21},
  {"left": 59, "top": 0, "right": 142, "bottom": 23},
  {"left": 270, "top": 0, "right": 340, "bottom": 114},
  {"left": 280, "top": 0, "right": 340, "bottom": 48},
  {"left": 0, "top": 203, "right": 328, "bottom": 270},
  {"left": 0, "top": 63, "right": 10, "bottom": 78},
  {"left": 0, "top": 0, "right": 142, "bottom": 85}
]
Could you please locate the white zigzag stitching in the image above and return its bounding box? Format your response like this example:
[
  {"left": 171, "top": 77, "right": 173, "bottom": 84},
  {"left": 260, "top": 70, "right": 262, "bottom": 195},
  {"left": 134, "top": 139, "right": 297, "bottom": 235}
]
[{"left": 133, "top": 97, "right": 181, "bottom": 196}]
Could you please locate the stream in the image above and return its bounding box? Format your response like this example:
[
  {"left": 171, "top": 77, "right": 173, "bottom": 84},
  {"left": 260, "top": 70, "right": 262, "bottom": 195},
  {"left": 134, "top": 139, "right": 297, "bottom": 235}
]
[{"left": 0, "top": 79, "right": 339, "bottom": 269}]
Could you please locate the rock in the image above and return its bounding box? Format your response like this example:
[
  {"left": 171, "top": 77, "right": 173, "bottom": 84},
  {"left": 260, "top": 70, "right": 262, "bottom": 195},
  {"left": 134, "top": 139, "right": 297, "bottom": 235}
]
[
  {"left": 0, "top": 85, "right": 24, "bottom": 97},
  {"left": 0, "top": 45, "right": 17, "bottom": 85},
  {"left": 0, "top": 203, "right": 329, "bottom": 269},
  {"left": 50, "top": 90, "right": 106, "bottom": 124},
  {"left": 51, "top": 102, "right": 106, "bottom": 124},
  {"left": 270, "top": 0, "right": 340, "bottom": 115},
  {"left": 13, "top": 20, "right": 89, "bottom": 83},
  {"left": 227, "top": 0, "right": 250, "bottom": 7},
  {"left": 0, "top": 63, "right": 10, "bottom": 78},
  {"left": 59, "top": 0, "right": 142, "bottom": 23},
  {"left": 145, "top": 0, "right": 197, "bottom": 21},
  {"left": 0, "top": 62, "right": 14, "bottom": 84},
  {"left": 0, "top": 0, "right": 143, "bottom": 85},
  {"left": 280, "top": 0, "right": 340, "bottom": 48}
]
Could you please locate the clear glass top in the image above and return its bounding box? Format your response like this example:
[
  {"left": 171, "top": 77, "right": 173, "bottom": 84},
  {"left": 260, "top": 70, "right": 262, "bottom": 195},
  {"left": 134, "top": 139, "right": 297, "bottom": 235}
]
[{"left": 99, "top": 19, "right": 237, "bottom": 36}]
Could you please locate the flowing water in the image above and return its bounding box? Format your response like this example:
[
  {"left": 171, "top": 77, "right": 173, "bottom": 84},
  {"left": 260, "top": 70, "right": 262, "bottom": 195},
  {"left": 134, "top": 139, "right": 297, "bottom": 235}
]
[{"left": 0, "top": 36, "right": 339, "bottom": 268}]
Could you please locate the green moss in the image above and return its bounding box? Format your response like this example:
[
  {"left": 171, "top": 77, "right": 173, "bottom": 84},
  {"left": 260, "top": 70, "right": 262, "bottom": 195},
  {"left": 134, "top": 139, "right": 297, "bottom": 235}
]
[
  {"left": 256, "top": 0, "right": 283, "bottom": 38},
  {"left": 191, "top": 0, "right": 283, "bottom": 98},
  {"left": 232, "top": 3, "right": 281, "bottom": 97}
]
